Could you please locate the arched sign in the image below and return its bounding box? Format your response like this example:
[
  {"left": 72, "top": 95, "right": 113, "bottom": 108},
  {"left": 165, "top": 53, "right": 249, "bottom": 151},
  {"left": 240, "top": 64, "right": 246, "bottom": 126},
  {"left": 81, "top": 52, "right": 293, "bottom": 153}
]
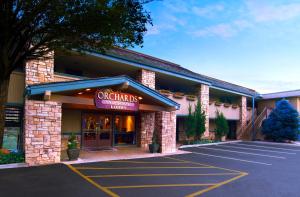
[{"left": 94, "top": 89, "right": 139, "bottom": 111}]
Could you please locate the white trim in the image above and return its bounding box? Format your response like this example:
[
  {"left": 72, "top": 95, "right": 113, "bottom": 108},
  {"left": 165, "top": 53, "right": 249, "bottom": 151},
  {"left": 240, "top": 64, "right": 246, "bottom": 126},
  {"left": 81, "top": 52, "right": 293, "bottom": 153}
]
[
  {"left": 179, "top": 140, "right": 242, "bottom": 149},
  {"left": 0, "top": 163, "right": 28, "bottom": 169}
]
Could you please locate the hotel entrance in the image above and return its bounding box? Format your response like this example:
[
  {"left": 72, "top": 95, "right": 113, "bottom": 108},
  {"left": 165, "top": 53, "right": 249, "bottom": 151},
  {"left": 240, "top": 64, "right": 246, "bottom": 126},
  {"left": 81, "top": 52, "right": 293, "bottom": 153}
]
[{"left": 81, "top": 112, "right": 136, "bottom": 150}]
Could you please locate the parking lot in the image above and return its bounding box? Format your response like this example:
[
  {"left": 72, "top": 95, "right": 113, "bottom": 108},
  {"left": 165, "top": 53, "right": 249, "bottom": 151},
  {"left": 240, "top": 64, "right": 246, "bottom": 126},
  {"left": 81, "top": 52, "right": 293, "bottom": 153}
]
[{"left": 1, "top": 141, "right": 300, "bottom": 197}]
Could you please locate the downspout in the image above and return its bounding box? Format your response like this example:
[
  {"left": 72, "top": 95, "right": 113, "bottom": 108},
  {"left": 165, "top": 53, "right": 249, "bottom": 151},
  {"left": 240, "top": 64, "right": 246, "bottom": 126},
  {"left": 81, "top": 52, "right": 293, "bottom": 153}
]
[{"left": 251, "top": 96, "right": 255, "bottom": 141}]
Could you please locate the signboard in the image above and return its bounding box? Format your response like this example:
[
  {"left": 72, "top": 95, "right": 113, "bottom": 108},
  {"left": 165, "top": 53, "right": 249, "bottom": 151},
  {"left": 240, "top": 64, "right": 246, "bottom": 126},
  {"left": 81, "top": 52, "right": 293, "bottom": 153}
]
[{"left": 94, "top": 89, "right": 139, "bottom": 111}]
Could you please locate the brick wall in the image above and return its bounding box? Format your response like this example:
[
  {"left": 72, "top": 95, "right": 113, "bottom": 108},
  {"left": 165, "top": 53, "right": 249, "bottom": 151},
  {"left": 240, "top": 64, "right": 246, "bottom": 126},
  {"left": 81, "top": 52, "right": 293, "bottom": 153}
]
[
  {"left": 198, "top": 84, "right": 210, "bottom": 138},
  {"left": 155, "top": 111, "right": 176, "bottom": 153},
  {"left": 24, "top": 100, "right": 62, "bottom": 165}
]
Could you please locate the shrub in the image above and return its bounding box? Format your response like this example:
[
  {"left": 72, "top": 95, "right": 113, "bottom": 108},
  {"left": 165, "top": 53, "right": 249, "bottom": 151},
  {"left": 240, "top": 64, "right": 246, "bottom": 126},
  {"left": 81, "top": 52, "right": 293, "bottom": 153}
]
[
  {"left": 194, "top": 100, "right": 206, "bottom": 140},
  {"left": 185, "top": 104, "right": 196, "bottom": 143},
  {"left": 214, "top": 111, "right": 229, "bottom": 141},
  {"left": 262, "top": 100, "right": 299, "bottom": 142},
  {"left": 0, "top": 152, "right": 25, "bottom": 164},
  {"left": 67, "top": 133, "right": 79, "bottom": 149}
]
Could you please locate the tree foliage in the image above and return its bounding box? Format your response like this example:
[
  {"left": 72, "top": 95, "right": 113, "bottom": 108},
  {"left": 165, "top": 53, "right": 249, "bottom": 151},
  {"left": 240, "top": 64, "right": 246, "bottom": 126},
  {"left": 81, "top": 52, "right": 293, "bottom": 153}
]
[
  {"left": 194, "top": 100, "right": 206, "bottom": 140},
  {"left": 0, "top": 0, "right": 153, "bottom": 147},
  {"left": 185, "top": 104, "right": 195, "bottom": 142},
  {"left": 214, "top": 111, "right": 229, "bottom": 141},
  {"left": 262, "top": 100, "right": 299, "bottom": 142}
]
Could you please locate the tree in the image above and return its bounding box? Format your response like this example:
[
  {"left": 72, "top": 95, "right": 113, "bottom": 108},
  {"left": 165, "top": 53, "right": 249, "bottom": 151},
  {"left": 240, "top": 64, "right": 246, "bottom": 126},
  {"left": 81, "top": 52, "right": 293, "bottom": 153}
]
[
  {"left": 262, "top": 100, "right": 299, "bottom": 142},
  {"left": 214, "top": 111, "right": 229, "bottom": 141},
  {"left": 194, "top": 100, "right": 206, "bottom": 140},
  {"left": 185, "top": 104, "right": 195, "bottom": 143},
  {"left": 0, "top": 0, "right": 153, "bottom": 147}
]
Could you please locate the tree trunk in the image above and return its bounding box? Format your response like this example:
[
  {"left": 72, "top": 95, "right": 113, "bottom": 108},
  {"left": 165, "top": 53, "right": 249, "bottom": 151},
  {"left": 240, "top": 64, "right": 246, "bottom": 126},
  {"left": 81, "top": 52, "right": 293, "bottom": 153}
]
[{"left": 0, "top": 78, "right": 10, "bottom": 148}]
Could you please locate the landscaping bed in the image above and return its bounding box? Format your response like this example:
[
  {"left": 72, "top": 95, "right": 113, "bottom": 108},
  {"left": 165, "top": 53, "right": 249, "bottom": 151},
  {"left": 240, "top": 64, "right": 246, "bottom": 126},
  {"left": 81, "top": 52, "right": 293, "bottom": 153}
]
[
  {"left": 0, "top": 149, "right": 25, "bottom": 165},
  {"left": 182, "top": 139, "right": 220, "bottom": 145}
]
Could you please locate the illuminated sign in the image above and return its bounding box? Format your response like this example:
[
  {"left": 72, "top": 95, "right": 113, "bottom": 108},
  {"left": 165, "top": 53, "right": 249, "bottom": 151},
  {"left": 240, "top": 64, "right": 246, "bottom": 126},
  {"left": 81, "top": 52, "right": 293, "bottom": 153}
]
[{"left": 94, "top": 89, "right": 139, "bottom": 111}]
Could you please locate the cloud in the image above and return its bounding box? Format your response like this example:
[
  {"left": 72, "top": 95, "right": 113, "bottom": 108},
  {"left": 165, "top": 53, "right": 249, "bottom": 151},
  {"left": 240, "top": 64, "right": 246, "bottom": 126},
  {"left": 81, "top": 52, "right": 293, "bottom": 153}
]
[
  {"left": 246, "top": 0, "right": 300, "bottom": 22},
  {"left": 192, "top": 4, "right": 224, "bottom": 17},
  {"left": 191, "top": 20, "right": 252, "bottom": 38}
]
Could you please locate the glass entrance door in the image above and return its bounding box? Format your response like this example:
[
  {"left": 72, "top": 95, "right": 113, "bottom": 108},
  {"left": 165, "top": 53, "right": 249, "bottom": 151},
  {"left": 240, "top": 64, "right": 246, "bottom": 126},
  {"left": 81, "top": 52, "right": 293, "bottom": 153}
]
[
  {"left": 82, "top": 113, "right": 112, "bottom": 149},
  {"left": 114, "top": 115, "right": 136, "bottom": 145}
]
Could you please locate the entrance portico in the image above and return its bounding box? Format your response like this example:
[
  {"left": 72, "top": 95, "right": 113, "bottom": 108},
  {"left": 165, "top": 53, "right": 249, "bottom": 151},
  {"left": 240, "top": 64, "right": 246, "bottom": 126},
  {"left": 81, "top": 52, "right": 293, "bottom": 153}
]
[{"left": 25, "top": 76, "right": 179, "bottom": 165}]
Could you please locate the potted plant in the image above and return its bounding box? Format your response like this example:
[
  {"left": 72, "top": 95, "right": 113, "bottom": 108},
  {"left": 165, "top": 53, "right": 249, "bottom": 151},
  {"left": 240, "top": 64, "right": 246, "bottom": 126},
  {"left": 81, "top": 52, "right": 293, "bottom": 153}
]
[
  {"left": 149, "top": 133, "right": 160, "bottom": 153},
  {"left": 232, "top": 104, "right": 238, "bottom": 109},
  {"left": 67, "top": 133, "right": 80, "bottom": 161},
  {"left": 186, "top": 95, "right": 196, "bottom": 101},
  {"left": 158, "top": 89, "right": 172, "bottom": 96},
  {"left": 173, "top": 92, "right": 184, "bottom": 99},
  {"left": 215, "top": 101, "right": 222, "bottom": 106},
  {"left": 224, "top": 103, "right": 231, "bottom": 108}
]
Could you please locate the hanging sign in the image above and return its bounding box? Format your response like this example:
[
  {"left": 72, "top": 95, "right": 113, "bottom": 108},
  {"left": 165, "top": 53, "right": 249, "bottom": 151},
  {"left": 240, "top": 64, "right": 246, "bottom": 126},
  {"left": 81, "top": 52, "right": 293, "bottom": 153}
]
[{"left": 94, "top": 89, "right": 139, "bottom": 111}]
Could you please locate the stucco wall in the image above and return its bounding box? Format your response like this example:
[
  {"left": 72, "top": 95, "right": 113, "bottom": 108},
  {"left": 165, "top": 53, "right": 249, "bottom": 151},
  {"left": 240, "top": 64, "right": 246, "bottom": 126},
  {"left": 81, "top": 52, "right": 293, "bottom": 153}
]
[
  {"left": 257, "top": 98, "right": 300, "bottom": 113},
  {"left": 7, "top": 71, "right": 25, "bottom": 104},
  {"left": 61, "top": 109, "right": 82, "bottom": 133}
]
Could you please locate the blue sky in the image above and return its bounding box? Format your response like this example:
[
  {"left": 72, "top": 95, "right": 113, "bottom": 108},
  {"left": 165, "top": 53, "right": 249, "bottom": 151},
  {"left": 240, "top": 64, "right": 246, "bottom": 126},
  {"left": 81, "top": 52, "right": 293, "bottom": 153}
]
[{"left": 133, "top": 0, "right": 300, "bottom": 93}]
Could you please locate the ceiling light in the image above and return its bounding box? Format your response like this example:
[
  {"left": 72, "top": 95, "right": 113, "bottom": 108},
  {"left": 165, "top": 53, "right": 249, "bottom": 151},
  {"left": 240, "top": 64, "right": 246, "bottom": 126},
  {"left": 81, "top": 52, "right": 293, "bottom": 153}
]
[
  {"left": 85, "top": 88, "right": 91, "bottom": 91},
  {"left": 78, "top": 92, "right": 83, "bottom": 95},
  {"left": 138, "top": 96, "right": 143, "bottom": 100}
]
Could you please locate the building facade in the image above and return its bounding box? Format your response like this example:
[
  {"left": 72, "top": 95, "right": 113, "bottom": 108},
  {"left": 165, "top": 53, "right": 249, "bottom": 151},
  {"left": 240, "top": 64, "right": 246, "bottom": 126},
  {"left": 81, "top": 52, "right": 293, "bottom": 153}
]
[{"left": 4, "top": 48, "right": 299, "bottom": 165}]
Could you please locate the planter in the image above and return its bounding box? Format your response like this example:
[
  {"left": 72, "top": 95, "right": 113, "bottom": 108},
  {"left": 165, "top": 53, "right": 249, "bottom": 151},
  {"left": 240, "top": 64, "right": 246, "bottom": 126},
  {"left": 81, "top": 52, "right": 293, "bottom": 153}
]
[
  {"left": 209, "top": 101, "right": 214, "bottom": 105},
  {"left": 223, "top": 103, "right": 231, "bottom": 108},
  {"left": 232, "top": 104, "right": 238, "bottom": 109},
  {"left": 149, "top": 143, "right": 160, "bottom": 153},
  {"left": 215, "top": 101, "right": 222, "bottom": 106},
  {"left": 247, "top": 107, "right": 252, "bottom": 111},
  {"left": 173, "top": 92, "right": 184, "bottom": 99},
  {"left": 186, "top": 95, "right": 196, "bottom": 101},
  {"left": 158, "top": 89, "right": 172, "bottom": 97},
  {"left": 67, "top": 148, "right": 80, "bottom": 161}
]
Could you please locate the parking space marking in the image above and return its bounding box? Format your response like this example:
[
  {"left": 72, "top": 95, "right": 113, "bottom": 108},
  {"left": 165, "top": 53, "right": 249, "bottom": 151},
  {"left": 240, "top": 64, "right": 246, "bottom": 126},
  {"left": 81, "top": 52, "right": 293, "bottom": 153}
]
[
  {"left": 87, "top": 173, "right": 241, "bottom": 178},
  {"left": 106, "top": 183, "right": 216, "bottom": 189},
  {"left": 70, "top": 156, "right": 248, "bottom": 197},
  {"left": 103, "top": 161, "right": 187, "bottom": 164},
  {"left": 236, "top": 143, "right": 300, "bottom": 152},
  {"left": 67, "top": 164, "right": 119, "bottom": 197},
  {"left": 196, "top": 147, "right": 286, "bottom": 159},
  {"left": 186, "top": 172, "right": 248, "bottom": 197},
  {"left": 191, "top": 152, "right": 272, "bottom": 165},
  {"left": 217, "top": 144, "right": 296, "bottom": 155},
  {"left": 75, "top": 166, "right": 213, "bottom": 170}
]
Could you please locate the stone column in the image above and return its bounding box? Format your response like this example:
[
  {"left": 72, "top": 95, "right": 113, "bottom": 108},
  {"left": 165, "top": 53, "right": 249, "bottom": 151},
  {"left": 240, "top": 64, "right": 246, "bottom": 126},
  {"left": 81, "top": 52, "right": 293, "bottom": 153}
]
[
  {"left": 138, "top": 112, "right": 155, "bottom": 149},
  {"left": 25, "top": 51, "right": 54, "bottom": 85},
  {"left": 198, "top": 84, "right": 210, "bottom": 138},
  {"left": 137, "top": 69, "right": 156, "bottom": 149},
  {"left": 238, "top": 96, "right": 247, "bottom": 138},
  {"left": 24, "top": 100, "right": 62, "bottom": 166},
  {"left": 155, "top": 111, "right": 176, "bottom": 153},
  {"left": 137, "top": 69, "right": 155, "bottom": 89}
]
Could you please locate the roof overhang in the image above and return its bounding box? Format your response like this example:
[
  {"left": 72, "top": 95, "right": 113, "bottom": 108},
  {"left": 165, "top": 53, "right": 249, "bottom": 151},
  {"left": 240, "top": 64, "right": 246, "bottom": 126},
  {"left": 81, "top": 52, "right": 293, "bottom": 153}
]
[{"left": 26, "top": 76, "right": 180, "bottom": 110}]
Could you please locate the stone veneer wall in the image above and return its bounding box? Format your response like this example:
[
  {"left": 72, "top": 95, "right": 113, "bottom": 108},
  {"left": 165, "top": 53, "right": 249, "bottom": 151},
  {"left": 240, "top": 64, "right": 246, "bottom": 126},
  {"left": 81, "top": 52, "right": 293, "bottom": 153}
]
[
  {"left": 24, "top": 100, "right": 62, "bottom": 165},
  {"left": 25, "top": 52, "right": 54, "bottom": 85},
  {"left": 137, "top": 69, "right": 155, "bottom": 89},
  {"left": 155, "top": 111, "right": 176, "bottom": 153},
  {"left": 237, "top": 96, "right": 247, "bottom": 139},
  {"left": 198, "top": 84, "right": 210, "bottom": 138},
  {"left": 137, "top": 69, "right": 156, "bottom": 149},
  {"left": 138, "top": 112, "right": 155, "bottom": 149}
]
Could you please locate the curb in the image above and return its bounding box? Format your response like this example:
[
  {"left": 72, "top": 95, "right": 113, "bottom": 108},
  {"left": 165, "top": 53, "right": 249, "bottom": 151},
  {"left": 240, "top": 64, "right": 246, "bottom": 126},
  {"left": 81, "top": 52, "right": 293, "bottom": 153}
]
[
  {"left": 0, "top": 163, "right": 28, "bottom": 169},
  {"left": 179, "top": 140, "right": 242, "bottom": 149}
]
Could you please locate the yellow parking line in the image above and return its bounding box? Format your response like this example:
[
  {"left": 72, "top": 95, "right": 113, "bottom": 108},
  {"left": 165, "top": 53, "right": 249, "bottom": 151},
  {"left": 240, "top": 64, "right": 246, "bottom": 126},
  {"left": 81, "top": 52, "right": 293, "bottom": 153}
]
[
  {"left": 186, "top": 172, "right": 248, "bottom": 197},
  {"left": 103, "top": 161, "right": 187, "bottom": 164},
  {"left": 106, "top": 183, "right": 216, "bottom": 189},
  {"left": 88, "top": 173, "right": 241, "bottom": 178},
  {"left": 165, "top": 156, "right": 244, "bottom": 173},
  {"left": 75, "top": 166, "right": 213, "bottom": 170},
  {"left": 67, "top": 164, "right": 119, "bottom": 197}
]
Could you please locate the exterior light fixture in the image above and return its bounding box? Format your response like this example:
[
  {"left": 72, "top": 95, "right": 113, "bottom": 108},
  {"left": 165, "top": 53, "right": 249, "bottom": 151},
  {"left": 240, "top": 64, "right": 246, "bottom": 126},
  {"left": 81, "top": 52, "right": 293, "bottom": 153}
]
[{"left": 78, "top": 92, "right": 83, "bottom": 95}]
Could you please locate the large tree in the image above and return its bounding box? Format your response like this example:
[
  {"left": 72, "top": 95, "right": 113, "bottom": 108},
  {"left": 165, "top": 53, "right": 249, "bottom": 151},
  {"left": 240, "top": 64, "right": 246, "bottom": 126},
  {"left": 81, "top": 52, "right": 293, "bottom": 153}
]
[{"left": 0, "top": 0, "right": 152, "bottom": 147}]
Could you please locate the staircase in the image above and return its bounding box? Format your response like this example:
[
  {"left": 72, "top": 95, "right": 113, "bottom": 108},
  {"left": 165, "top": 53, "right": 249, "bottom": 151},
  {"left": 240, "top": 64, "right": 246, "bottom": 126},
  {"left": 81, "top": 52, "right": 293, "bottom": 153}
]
[{"left": 237, "top": 107, "right": 271, "bottom": 140}]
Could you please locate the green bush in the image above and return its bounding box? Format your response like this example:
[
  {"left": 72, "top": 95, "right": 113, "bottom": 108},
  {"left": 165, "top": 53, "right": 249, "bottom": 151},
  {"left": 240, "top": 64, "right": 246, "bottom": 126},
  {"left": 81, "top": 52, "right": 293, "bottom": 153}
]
[
  {"left": 214, "top": 111, "right": 229, "bottom": 141},
  {"left": 67, "top": 133, "right": 79, "bottom": 149},
  {"left": 0, "top": 152, "right": 25, "bottom": 164}
]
